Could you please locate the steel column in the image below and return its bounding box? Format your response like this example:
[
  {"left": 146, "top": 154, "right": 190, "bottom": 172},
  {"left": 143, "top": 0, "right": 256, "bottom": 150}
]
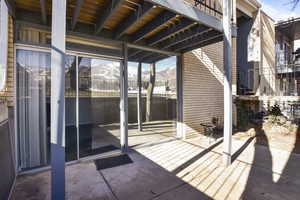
[
  {"left": 137, "top": 62, "right": 143, "bottom": 131},
  {"left": 176, "top": 55, "right": 184, "bottom": 139},
  {"left": 222, "top": 0, "right": 232, "bottom": 167},
  {"left": 120, "top": 43, "right": 128, "bottom": 152},
  {"left": 50, "top": 0, "right": 66, "bottom": 199}
]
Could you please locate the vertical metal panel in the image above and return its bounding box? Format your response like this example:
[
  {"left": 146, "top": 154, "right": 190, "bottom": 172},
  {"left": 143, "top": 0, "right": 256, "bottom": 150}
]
[
  {"left": 0, "top": 0, "right": 9, "bottom": 91},
  {"left": 120, "top": 43, "right": 128, "bottom": 152},
  {"left": 137, "top": 62, "right": 143, "bottom": 131},
  {"left": 76, "top": 56, "right": 79, "bottom": 160},
  {"left": 50, "top": 0, "right": 66, "bottom": 199},
  {"left": 176, "top": 55, "right": 184, "bottom": 138},
  {"left": 222, "top": 0, "right": 232, "bottom": 167}
]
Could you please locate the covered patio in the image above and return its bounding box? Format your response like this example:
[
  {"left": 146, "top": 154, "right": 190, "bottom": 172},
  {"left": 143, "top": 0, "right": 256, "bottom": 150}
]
[
  {"left": 11, "top": 134, "right": 300, "bottom": 200},
  {"left": 2, "top": 0, "right": 235, "bottom": 199}
]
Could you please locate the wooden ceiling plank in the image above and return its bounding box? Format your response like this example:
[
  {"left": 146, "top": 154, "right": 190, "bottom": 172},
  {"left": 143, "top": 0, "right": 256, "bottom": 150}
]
[
  {"left": 40, "top": 0, "right": 47, "bottom": 24},
  {"left": 95, "top": 0, "right": 125, "bottom": 34},
  {"left": 130, "top": 24, "right": 209, "bottom": 59},
  {"left": 182, "top": 34, "right": 223, "bottom": 53},
  {"left": 130, "top": 10, "right": 176, "bottom": 43},
  {"left": 71, "top": 0, "right": 85, "bottom": 30},
  {"left": 114, "top": 0, "right": 153, "bottom": 39},
  {"left": 172, "top": 30, "right": 222, "bottom": 51},
  {"left": 146, "top": 18, "right": 194, "bottom": 45},
  {"left": 129, "top": 17, "right": 195, "bottom": 58}
]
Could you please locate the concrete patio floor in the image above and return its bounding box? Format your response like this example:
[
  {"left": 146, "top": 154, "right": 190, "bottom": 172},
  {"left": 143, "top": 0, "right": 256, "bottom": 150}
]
[
  {"left": 86, "top": 120, "right": 177, "bottom": 150},
  {"left": 11, "top": 133, "right": 300, "bottom": 200}
]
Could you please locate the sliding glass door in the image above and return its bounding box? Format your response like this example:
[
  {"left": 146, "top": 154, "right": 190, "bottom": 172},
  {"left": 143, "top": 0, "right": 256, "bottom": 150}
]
[
  {"left": 65, "top": 55, "right": 78, "bottom": 162},
  {"left": 17, "top": 49, "right": 51, "bottom": 170},
  {"left": 78, "top": 57, "right": 121, "bottom": 158},
  {"left": 17, "top": 48, "right": 122, "bottom": 170}
]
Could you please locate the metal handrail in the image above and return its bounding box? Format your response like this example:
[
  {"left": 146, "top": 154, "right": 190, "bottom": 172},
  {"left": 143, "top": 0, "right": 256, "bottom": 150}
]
[{"left": 194, "top": 0, "right": 223, "bottom": 16}]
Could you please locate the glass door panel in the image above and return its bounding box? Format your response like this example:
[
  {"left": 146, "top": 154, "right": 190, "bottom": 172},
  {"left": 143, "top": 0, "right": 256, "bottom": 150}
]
[
  {"left": 65, "top": 55, "right": 78, "bottom": 162},
  {"left": 78, "top": 57, "right": 121, "bottom": 158},
  {"left": 16, "top": 49, "right": 51, "bottom": 170}
]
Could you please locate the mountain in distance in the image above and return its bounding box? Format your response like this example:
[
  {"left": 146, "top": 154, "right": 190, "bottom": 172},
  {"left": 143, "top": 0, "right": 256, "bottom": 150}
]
[{"left": 80, "top": 62, "right": 176, "bottom": 82}]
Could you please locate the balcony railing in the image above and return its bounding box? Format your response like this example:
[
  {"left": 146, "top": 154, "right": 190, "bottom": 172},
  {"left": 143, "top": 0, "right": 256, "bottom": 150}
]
[{"left": 181, "top": 0, "right": 223, "bottom": 19}]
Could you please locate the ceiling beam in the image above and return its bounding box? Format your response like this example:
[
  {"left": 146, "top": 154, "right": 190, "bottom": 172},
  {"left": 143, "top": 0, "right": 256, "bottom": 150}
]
[
  {"left": 146, "top": 18, "right": 195, "bottom": 45},
  {"left": 144, "top": 35, "right": 223, "bottom": 62},
  {"left": 149, "top": 54, "right": 169, "bottom": 63},
  {"left": 95, "top": 0, "right": 125, "bottom": 35},
  {"left": 145, "top": 0, "right": 223, "bottom": 32},
  {"left": 141, "top": 53, "right": 166, "bottom": 63},
  {"left": 39, "top": 0, "right": 47, "bottom": 24},
  {"left": 135, "top": 29, "right": 221, "bottom": 60},
  {"left": 172, "top": 30, "right": 223, "bottom": 52},
  {"left": 16, "top": 19, "right": 179, "bottom": 56},
  {"left": 71, "top": 0, "right": 85, "bottom": 30},
  {"left": 181, "top": 35, "right": 223, "bottom": 53},
  {"left": 4, "top": 0, "right": 15, "bottom": 17},
  {"left": 129, "top": 17, "right": 195, "bottom": 58},
  {"left": 130, "top": 10, "right": 177, "bottom": 43},
  {"left": 159, "top": 25, "right": 210, "bottom": 49},
  {"left": 130, "top": 25, "right": 209, "bottom": 59},
  {"left": 114, "top": 1, "right": 153, "bottom": 39}
]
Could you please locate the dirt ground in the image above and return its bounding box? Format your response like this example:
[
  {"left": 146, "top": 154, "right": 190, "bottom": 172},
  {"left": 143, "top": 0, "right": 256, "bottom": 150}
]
[{"left": 234, "top": 122, "right": 300, "bottom": 154}]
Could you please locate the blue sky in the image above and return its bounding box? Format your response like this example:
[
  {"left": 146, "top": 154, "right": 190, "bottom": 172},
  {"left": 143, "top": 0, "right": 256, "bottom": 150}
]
[
  {"left": 143, "top": 1, "right": 300, "bottom": 71},
  {"left": 129, "top": 56, "right": 176, "bottom": 71},
  {"left": 260, "top": 0, "right": 300, "bottom": 21}
]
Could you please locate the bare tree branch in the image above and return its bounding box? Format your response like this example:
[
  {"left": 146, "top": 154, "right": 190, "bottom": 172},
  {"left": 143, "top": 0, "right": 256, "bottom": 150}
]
[{"left": 291, "top": 0, "right": 299, "bottom": 9}]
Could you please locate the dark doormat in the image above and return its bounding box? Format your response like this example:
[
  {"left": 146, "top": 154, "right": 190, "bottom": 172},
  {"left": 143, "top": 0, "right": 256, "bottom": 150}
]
[
  {"left": 94, "top": 154, "right": 133, "bottom": 170},
  {"left": 80, "top": 145, "right": 120, "bottom": 157}
]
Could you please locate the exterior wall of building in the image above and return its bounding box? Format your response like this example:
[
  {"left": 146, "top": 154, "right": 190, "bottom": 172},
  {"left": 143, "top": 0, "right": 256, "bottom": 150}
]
[
  {"left": 237, "top": 16, "right": 253, "bottom": 92},
  {"left": 259, "top": 12, "right": 276, "bottom": 96},
  {"left": 0, "top": 100, "right": 15, "bottom": 200},
  {"left": 0, "top": 16, "right": 14, "bottom": 106},
  {"left": 182, "top": 38, "right": 237, "bottom": 137},
  {"left": 275, "top": 26, "right": 297, "bottom": 96}
]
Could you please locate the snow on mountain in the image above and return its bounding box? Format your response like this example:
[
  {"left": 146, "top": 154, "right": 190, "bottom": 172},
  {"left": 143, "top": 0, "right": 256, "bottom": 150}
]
[{"left": 79, "top": 62, "right": 176, "bottom": 81}]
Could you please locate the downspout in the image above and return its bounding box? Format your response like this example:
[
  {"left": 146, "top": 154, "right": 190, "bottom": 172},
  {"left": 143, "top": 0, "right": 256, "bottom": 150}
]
[{"left": 0, "top": 0, "right": 8, "bottom": 92}]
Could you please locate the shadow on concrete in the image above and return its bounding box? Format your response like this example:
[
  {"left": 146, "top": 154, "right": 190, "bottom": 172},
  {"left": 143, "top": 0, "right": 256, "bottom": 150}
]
[
  {"left": 96, "top": 148, "right": 214, "bottom": 200},
  {"left": 241, "top": 121, "right": 300, "bottom": 199}
]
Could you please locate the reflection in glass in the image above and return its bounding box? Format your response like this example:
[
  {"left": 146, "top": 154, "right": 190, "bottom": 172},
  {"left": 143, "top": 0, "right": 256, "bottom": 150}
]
[
  {"left": 78, "top": 57, "right": 121, "bottom": 158},
  {"left": 127, "top": 58, "right": 177, "bottom": 147},
  {"left": 65, "top": 55, "right": 77, "bottom": 162}
]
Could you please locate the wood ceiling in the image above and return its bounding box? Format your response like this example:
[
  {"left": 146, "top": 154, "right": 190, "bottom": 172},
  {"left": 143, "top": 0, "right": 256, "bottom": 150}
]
[{"left": 14, "top": 0, "right": 224, "bottom": 63}]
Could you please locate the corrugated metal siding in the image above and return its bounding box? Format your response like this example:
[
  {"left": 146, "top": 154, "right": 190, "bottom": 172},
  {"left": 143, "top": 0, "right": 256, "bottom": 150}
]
[
  {"left": 182, "top": 39, "right": 237, "bottom": 137},
  {"left": 0, "top": 16, "right": 14, "bottom": 106}
]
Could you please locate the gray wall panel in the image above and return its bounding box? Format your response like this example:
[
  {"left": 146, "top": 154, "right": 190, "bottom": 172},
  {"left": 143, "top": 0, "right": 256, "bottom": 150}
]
[{"left": 0, "top": 103, "right": 15, "bottom": 200}]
